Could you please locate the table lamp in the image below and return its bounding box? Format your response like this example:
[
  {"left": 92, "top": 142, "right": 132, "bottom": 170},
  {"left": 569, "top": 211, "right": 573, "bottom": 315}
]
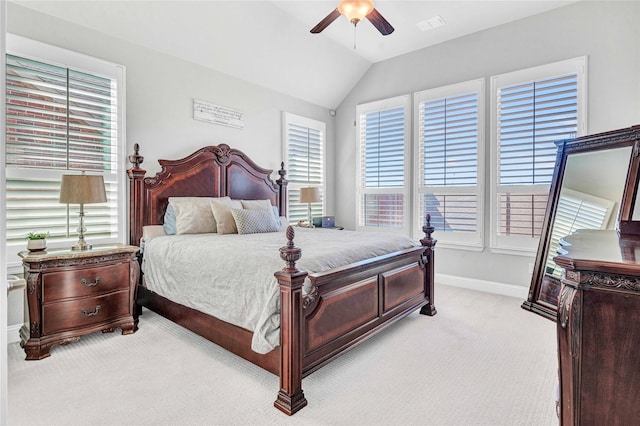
[
  {"left": 299, "top": 187, "right": 320, "bottom": 228},
  {"left": 59, "top": 173, "right": 107, "bottom": 250}
]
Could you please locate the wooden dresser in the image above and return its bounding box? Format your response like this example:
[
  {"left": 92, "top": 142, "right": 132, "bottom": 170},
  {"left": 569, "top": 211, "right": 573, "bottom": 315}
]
[
  {"left": 19, "top": 244, "right": 140, "bottom": 360},
  {"left": 554, "top": 230, "right": 640, "bottom": 425}
]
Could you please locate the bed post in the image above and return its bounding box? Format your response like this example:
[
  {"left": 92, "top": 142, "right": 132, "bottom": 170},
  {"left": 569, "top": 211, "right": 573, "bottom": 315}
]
[
  {"left": 274, "top": 226, "right": 308, "bottom": 415},
  {"left": 420, "top": 214, "right": 437, "bottom": 316},
  {"left": 127, "top": 143, "right": 147, "bottom": 247},
  {"left": 276, "top": 162, "right": 288, "bottom": 218}
]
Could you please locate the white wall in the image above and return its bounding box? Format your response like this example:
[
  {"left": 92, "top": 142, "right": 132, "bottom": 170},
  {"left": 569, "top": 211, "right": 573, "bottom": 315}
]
[
  {"left": 5, "top": 3, "right": 335, "bottom": 330},
  {"left": 335, "top": 1, "right": 640, "bottom": 288}
]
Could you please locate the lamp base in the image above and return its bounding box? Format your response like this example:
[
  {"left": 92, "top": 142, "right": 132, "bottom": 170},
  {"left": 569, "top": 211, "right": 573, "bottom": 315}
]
[{"left": 71, "top": 240, "right": 92, "bottom": 251}]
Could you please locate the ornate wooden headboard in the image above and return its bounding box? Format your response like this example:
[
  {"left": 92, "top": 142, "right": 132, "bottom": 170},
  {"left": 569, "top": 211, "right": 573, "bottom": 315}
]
[{"left": 126, "top": 143, "right": 288, "bottom": 246}]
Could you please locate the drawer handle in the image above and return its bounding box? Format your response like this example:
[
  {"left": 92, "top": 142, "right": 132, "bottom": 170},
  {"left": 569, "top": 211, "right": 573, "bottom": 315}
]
[
  {"left": 81, "top": 305, "right": 101, "bottom": 317},
  {"left": 80, "top": 277, "right": 100, "bottom": 287}
]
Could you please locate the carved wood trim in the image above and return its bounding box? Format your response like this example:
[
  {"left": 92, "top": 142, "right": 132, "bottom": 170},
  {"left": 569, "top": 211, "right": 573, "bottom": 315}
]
[{"left": 564, "top": 269, "right": 640, "bottom": 292}]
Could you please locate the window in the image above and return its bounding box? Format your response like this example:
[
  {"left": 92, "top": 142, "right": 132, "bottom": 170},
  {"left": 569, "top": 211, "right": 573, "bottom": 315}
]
[
  {"left": 490, "top": 57, "right": 586, "bottom": 254},
  {"left": 356, "top": 95, "right": 411, "bottom": 234},
  {"left": 414, "top": 79, "right": 484, "bottom": 248},
  {"left": 5, "top": 35, "right": 126, "bottom": 268},
  {"left": 283, "top": 112, "right": 325, "bottom": 223}
]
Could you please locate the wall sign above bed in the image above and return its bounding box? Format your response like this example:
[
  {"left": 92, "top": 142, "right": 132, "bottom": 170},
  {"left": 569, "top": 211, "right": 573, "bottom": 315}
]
[{"left": 193, "top": 99, "right": 244, "bottom": 129}]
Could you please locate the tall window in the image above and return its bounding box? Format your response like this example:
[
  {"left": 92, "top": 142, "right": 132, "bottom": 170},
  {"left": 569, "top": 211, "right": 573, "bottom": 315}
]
[
  {"left": 284, "top": 112, "right": 325, "bottom": 222},
  {"left": 356, "top": 95, "right": 411, "bottom": 234},
  {"left": 415, "top": 79, "right": 484, "bottom": 248},
  {"left": 5, "top": 35, "right": 126, "bottom": 268},
  {"left": 490, "top": 57, "right": 586, "bottom": 254}
]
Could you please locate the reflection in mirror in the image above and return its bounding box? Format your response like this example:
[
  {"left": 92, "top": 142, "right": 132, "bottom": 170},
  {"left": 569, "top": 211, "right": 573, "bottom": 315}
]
[
  {"left": 522, "top": 126, "right": 639, "bottom": 322},
  {"left": 544, "top": 147, "right": 631, "bottom": 280}
]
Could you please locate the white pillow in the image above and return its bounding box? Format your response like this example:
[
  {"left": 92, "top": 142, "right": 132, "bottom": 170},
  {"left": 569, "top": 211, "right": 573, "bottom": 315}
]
[
  {"left": 170, "top": 197, "right": 221, "bottom": 235},
  {"left": 231, "top": 208, "right": 279, "bottom": 234},
  {"left": 210, "top": 198, "right": 243, "bottom": 234}
]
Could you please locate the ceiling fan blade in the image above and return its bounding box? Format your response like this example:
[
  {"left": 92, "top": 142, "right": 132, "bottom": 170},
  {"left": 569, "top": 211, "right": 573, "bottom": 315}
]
[
  {"left": 310, "top": 9, "right": 341, "bottom": 33},
  {"left": 366, "top": 8, "right": 394, "bottom": 35}
]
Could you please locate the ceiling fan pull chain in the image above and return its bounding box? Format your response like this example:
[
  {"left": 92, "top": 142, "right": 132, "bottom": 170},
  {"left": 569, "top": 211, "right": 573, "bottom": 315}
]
[{"left": 353, "top": 24, "right": 357, "bottom": 50}]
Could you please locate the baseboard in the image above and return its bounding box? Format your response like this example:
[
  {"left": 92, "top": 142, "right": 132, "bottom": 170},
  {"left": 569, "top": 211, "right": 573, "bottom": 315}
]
[
  {"left": 436, "top": 273, "right": 529, "bottom": 300},
  {"left": 7, "top": 324, "right": 23, "bottom": 345}
]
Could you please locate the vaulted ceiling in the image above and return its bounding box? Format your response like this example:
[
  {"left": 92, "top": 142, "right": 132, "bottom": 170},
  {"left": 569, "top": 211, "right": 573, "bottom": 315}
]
[{"left": 12, "top": 0, "right": 577, "bottom": 109}]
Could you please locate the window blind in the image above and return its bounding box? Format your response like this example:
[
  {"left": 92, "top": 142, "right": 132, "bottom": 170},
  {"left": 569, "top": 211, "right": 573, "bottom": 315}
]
[
  {"left": 285, "top": 116, "right": 324, "bottom": 222},
  {"left": 418, "top": 91, "right": 479, "bottom": 237},
  {"left": 359, "top": 106, "right": 405, "bottom": 228},
  {"left": 498, "top": 74, "right": 578, "bottom": 186},
  {"left": 5, "top": 52, "right": 120, "bottom": 248}
]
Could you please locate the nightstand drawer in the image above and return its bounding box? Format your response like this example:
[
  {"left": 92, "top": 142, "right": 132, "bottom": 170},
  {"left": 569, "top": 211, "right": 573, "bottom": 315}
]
[
  {"left": 42, "top": 262, "right": 130, "bottom": 303},
  {"left": 42, "top": 290, "right": 131, "bottom": 335}
]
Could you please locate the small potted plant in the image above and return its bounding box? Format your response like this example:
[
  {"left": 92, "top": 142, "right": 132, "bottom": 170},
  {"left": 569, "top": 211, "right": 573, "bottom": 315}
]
[{"left": 26, "top": 231, "right": 49, "bottom": 251}]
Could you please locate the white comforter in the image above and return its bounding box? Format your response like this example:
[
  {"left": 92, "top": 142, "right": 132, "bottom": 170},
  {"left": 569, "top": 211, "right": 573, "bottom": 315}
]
[{"left": 142, "top": 227, "right": 417, "bottom": 353}]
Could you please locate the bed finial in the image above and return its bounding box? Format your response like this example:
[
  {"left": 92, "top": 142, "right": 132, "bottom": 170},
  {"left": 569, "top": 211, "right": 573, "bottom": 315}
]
[
  {"left": 280, "top": 225, "right": 302, "bottom": 273},
  {"left": 128, "top": 143, "right": 144, "bottom": 170},
  {"left": 423, "top": 214, "right": 434, "bottom": 241},
  {"left": 278, "top": 162, "right": 287, "bottom": 180}
]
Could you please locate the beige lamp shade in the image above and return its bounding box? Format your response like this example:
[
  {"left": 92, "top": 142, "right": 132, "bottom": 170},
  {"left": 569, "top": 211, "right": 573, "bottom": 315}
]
[
  {"left": 299, "top": 187, "right": 321, "bottom": 204},
  {"left": 59, "top": 174, "right": 107, "bottom": 204}
]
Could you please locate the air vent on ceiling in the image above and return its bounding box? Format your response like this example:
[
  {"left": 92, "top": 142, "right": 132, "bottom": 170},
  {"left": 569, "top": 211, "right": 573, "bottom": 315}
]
[{"left": 416, "top": 15, "right": 446, "bottom": 32}]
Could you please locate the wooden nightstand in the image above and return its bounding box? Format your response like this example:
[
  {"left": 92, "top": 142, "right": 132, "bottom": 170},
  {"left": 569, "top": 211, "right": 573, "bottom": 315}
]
[{"left": 19, "top": 244, "right": 140, "bottom": 360}]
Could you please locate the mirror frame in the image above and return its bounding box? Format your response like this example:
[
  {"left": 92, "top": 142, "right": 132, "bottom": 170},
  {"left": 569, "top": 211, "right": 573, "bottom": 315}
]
[
  {"left": 618, "top": 126, "right": 640, "bottom": 235},
  {"left": 522, "top": 125, "right": 640, "bottom": 321}
]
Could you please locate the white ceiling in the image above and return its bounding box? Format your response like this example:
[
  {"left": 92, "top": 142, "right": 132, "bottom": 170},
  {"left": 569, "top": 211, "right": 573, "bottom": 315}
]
[{"left": 12, "top": 0, "right": 577, "bottom": 109}]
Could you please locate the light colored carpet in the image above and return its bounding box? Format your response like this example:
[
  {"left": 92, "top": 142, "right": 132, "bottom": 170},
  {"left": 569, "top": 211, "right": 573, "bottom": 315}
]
[{"left": 8, "top": 284, "right": 558, "bottom": 426}]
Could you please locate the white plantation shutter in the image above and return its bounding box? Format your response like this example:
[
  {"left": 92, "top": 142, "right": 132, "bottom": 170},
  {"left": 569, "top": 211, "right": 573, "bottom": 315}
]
[
  {"left": 498, "top": 74, "right": 578, "bottom": 187},
  {"left": 356, "top": 95, "right": 410, "bottom": 233},
  {"left": 284, "top": 113, "right": 325, "bottom": 222},
  {"left": 545, "top": 188, "right": 613, "bottom": 277},
  {"left": 415, "top": 79, "right": 484, "bottom": 248},
  {"left": 491, "top": 57, "right": 586, "bottom": 253},
  {"left": 5, "top": 36, "right": 125, "bottom": 267}
]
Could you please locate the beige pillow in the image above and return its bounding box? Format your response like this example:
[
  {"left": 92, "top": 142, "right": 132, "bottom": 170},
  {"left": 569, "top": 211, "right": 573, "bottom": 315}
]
[
  {"left": 241, "top": 199, "right": 273, "bottom": 211},
  {"left": 170, "top": 197, "right": 220, "bottom": 234},
  {"left": 210, "top": 198, "right": 242, "bottom": 234}
]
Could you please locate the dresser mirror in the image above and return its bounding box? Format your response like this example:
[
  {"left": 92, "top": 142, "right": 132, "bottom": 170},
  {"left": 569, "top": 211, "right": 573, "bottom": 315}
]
[{"left": 522, "top": 127, "right": 639, "bottom": 321}]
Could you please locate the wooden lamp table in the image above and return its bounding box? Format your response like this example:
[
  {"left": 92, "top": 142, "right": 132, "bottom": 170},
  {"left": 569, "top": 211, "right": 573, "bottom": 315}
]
[{"left": 19, "top": 244, "right": 140, "bottom": 360}]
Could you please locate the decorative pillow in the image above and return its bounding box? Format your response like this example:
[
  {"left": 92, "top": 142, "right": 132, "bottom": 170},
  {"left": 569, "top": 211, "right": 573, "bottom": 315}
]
[
  {"left": 163, "top": 203, "right": 177, "bottom": 235},
  {"left": 241, "top": 199, "right": 272, "bottom": 210},
  {"left": 240, "top": 199, "right": 282, "bottom": 227},
  {"left": 231, "top": 208, "right": 279, "bottom": 235},
  {"left": 170, "top": 197, "right": 219, "bottom": 234},
  {"left": 210, "top": 198, "right": 243, "bottom": 234}
]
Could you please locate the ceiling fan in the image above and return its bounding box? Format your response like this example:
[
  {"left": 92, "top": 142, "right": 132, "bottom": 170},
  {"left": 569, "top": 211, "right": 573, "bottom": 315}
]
[{"left": 311, "top": 0, "right": 394, "bottom": 36}]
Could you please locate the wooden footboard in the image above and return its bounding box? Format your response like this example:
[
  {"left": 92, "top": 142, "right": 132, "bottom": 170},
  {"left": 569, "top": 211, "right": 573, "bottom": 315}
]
[{"left": 274, "top": 221, "right": 437, "bottom": 415}]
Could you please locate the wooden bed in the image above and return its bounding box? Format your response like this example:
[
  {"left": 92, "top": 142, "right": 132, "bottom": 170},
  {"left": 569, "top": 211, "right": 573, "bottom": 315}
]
[{"left": 127, "top": 143, "right": 437, "bottom": 415}]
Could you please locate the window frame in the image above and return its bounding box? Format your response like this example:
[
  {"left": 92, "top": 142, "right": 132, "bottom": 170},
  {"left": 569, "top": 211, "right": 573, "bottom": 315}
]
[
  {"left": 5, "top": 34, "right": 126, "bottom": 270},
  {"left": 356, "top": 95, "right": 412, "bottom": 235},
  {"left": 489, "top": 56, "right": 587, "bottom": 255},
  {"left": 413, "top": 78, "right": 485, "bottom": 250},
  {"left": 282, "top": 112, "right": 326, "bottom": 223}
]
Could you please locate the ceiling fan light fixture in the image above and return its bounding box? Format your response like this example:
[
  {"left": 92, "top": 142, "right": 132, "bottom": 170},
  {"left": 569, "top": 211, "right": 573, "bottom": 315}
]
[{"left": 338, "top": 0, "right": 374, "bottom": 25}]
